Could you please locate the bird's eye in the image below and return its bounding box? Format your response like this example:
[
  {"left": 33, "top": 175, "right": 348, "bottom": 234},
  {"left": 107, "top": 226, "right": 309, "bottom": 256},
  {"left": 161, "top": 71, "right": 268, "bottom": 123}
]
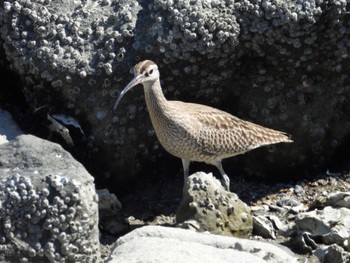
[{"left": 149, "top": 69, "right": 154, "bottom": 75}]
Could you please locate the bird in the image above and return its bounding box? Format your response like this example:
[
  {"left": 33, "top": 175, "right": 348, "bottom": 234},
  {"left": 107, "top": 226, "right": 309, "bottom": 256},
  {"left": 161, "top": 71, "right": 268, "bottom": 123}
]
[{"left": 113, "top": 60, "right": 293, "bottom": 191}]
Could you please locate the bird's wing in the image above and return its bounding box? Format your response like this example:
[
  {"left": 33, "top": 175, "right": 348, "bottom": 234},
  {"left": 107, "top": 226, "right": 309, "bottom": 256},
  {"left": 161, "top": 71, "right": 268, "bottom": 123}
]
[
  {"left": 170, "top": 101, "right": 291, "bottom": 157},
  {"left": 172, "top": 101, "right": 251, "bottom": 132}
]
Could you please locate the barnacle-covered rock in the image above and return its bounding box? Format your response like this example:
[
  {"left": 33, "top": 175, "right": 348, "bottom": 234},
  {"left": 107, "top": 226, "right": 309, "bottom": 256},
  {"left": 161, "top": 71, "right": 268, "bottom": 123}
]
[
  {"left": 176, "top": 172, "right": 253, "bottom": 237},
  {"left": 1, "top": 0, "right": 350, "bottom": 188},
  {"left": 0, "top": 135, "right": 100, "bottom": 262}
]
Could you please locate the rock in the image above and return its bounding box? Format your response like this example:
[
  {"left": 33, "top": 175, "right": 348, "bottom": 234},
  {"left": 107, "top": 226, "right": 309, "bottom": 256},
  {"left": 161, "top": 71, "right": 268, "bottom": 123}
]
[
  {"left": 293, "top": 185, "right": 305, "bottom": 196},
  {"left": 0, "top": 108, "right": 22, "bottom": 145},
  {"left": 314, "top": 244, "right": 350, "bottom": 263},
  {"left": 176, "top": 172, "right": 252, "bottom": 237},
  {"left": 253, "top": 215, "right": 276, "bottom": 239},
  {"left": 106, "top": 225, "right": 298, "bottom": 263},
  {"left": 0, "top": 135, "right": 100, "bottom": 262},
  {"left": 97, "top": 188, "right": 122, "bottom": 217},
  {"left": 294, "top": 206, "right": 350, "bottom": 248},
  {"left": 312, "top": 191, "right": 350, "bottom": 209},
  {"left": 1, "top": 0, "right": 350, "bottom": 188},
  {"left": 97, "top": 189, "right": 129, "bottom": 235}
]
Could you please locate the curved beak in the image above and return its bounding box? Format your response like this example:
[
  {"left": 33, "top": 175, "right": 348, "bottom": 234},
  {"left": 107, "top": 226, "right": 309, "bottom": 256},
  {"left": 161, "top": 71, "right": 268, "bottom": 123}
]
[{"left": 113, "top": 74, "right": 144, "bottom": 111}]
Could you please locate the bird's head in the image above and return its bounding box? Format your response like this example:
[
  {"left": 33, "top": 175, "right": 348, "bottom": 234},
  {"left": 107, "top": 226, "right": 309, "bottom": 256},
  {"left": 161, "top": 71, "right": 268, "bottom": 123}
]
[{"left": 113, "top": 60, "right": 159, "bottom": 111}]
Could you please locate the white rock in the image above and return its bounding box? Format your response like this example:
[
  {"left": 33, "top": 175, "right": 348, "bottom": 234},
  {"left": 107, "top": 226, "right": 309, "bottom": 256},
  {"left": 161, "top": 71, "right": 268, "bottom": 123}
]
[
  {"left": 295, "top": 206, "right": 350, "bottom": 245},
  {"left": 106, "top": 225, "right": 298, "bottom": 263},
  {"left": 253, "top": 215, "right": 276, "bottom": 239},
  {"left": 324, "top": 192, "right": 350, "bottom": 208}
]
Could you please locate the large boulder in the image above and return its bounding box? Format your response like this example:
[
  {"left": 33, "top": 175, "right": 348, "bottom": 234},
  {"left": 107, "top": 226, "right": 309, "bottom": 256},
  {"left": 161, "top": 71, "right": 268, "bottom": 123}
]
[
  {"left": 0, "top": 135, "right": 100, "bottom": 262},
  {"left": 1, "top": 0, "right": 350, "bottom": 187},
  {"left": 106, "top": 225, "right": 298, "bottom": 263}
]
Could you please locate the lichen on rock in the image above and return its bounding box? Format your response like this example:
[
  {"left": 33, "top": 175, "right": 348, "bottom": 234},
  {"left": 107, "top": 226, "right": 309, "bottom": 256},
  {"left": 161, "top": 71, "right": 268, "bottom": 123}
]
[{"left": 176, "top": 172, "right": 253, "bottom": 237}]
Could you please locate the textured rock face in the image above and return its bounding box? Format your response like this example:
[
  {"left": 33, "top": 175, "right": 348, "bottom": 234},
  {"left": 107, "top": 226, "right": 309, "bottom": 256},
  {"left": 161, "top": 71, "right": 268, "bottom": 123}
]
[
  {"left": 106, "top": 225, "right": 298, "bottom": 263},
  {"left": 0, "top": 135, "right": 100, "bottom": 262},
  {"left": 0, "top": 108, "right": 23, "bottom": 144},
  {"left": 295, "top": 206, "right": 350, "bottom": 246},
  {"left": 1, "top": 0, "right": 350, "bottom": 185},
  {"left": 176, "top": 172, "right": 253, "bottom": 237}
]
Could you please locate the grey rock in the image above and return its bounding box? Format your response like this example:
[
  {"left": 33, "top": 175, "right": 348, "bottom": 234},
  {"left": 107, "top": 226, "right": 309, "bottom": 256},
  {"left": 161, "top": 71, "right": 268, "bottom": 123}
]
[
  {"left": 267, "top": 215, "right": 287, "bottom": 232},
  {"left": 253, "top": 215, "right": 276, "bottom": 239},
  {"left": 97, "top": 189, "right": 129, "bottom": 235},
  {"left": 0, "top": 108, "right": 22, "bottom": 145},
  {"left": 0, "top": 135, "right": 100, "bottom": 262},
  {"left": 269, "top": 204, "right": 287, "bottom": 213},
  {"left": 287, "top": 234, "right": 315, "bottom": 254},
  {"left": 276, "top": 194, "right": 302, "bottom": 208},
  {"left": 293, "top": 185, "right": 305, "bottom": 196},
  {"left": 106, "top": 225, "right": 298, "bottom": 263},
  {"left": 295, "top": 206, "right": 350, "bottom": 248},
  {"left": 97, "top": 188, "right": 122, "bottom": 216},
  {"left": 314, "top": 244, "right": 350, "bottom": 263},
  {"left": 176, "top": 172, "right": 252, "bottom": 237},
  {"left": 266, "top": 215, "right": 294, "bottom": 237},
  {"left": 313, "top": 191, "right": 350, "bottom": 209},
  {"left": 1, "top": 0, "right": 350, "bottom": 187}
]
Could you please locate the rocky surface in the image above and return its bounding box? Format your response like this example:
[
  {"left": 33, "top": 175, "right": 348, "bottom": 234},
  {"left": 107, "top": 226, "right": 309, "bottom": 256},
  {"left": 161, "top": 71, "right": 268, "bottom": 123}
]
[
  {"left": 1, "top": 0, "right": 350, "bottom": 188},
  {"left": 176, "top": 172, "right": 253, "bottom": 237},
  {"left": 1, "top": 1, "right": 350, "bottom": 262},
  {"left": 0, "top": 134, "right": 100, "bottom": 262},
  {"left": 106, "top": 225, "right": 298, "bottom": 263},
  {"left": 0, "top": 108, "right": 22, "bottom": 144},
  {"left": 98, "top": 188, "right": 129, "bottom": 236},
  {"left": 120, "top": 171, "right": 350, "bottom": 263},
  {"left": 1, "top": 107, "right": 350, "bottom": 262}
]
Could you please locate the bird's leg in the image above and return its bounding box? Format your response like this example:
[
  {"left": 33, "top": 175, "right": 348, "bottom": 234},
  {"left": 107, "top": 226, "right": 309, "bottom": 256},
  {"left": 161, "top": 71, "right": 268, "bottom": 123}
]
[
  {"left": 214, "top": 161, "right": 230, "bottom": 191},
  {"left": 182, "top": 159, "right": 190, "bottom": 183}
]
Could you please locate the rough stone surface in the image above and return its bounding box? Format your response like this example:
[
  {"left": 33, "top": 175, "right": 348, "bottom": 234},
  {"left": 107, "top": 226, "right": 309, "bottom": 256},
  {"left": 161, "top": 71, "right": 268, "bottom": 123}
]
[
  {"left": 176, "top": 172, "right": 253, "bottom": 237},
  {"left": 314, "top": 244, "right": 349, "bottom": 263},
  {"left": 117, "top": 169, "right": 350, "bottom": 262},
  {"left": 253, "top": 215, "right": 276, "bottom": 239},
  {"left": 106, "top": 225, "right": 298, "bottom": 263},
  {"left": 0, "top": 135, "right": 100, "bottom": 262},
  {"left": 294, "top": 206, "right": 350, "bottom": 247},
  {"left": 97, "top": 188, "right": 129, "bottom": 235},
  {"left": 1, "top": 0, "right": 350, "bottom": 187},
  {"left": 0, "top": 108, "right": 22, "bottom": 145},
  {"left": 311, "top": 191, "right": 350, "bottom": 209}
]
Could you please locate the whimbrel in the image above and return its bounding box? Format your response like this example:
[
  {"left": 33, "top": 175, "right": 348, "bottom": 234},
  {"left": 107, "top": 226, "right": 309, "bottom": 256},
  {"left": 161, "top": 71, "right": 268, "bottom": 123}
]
[{"left": 113, "top": 60, "right": 292, "bottom": 191}]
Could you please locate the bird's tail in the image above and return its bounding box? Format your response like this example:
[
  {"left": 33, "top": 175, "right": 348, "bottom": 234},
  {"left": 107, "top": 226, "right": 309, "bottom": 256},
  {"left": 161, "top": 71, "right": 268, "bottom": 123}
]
[
  {"left": 254, "top": 126, "right": 293, "bottom": 146},
  {"left": 244, "top": 121, "right": 293, "bottom": 150}
]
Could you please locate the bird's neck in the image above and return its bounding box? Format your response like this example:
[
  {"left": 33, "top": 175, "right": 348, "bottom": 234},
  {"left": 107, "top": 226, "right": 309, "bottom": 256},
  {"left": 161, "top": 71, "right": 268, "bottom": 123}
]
[
  {"left": 143, "top": 79, "right": 168, "bottom": 113},
  {"left": 143, "top": 79, "right": 172, "bottom": 130}
]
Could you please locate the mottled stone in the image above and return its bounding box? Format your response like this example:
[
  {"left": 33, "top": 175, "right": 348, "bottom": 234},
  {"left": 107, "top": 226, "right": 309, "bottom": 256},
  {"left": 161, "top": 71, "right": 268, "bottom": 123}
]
[
  {"left": 314, "top": 244, "right": 350, "bottom": 263},
  {"left": 294, "top": 206, "right": 350, "bottom": 249},
  {"left": 0, "top": 135, "right": 100, "bottom": 262},
  {"left": 97, "top": 189, "right": 128, "bottom": 235},
  {"left": 106, "top": 225, "right": 298, "bottom": 263},
  {"left": 176, "top": 172, "right": 253, "bottom": 237},
  {"left": 0, "top": 0, "right": 350, "bottom": 188},
  {"left": 253, "top": 215, "right": 276, "bottom": 239},
  {"left": 312, "top": 191, "right": 350, "bottom": 209}
]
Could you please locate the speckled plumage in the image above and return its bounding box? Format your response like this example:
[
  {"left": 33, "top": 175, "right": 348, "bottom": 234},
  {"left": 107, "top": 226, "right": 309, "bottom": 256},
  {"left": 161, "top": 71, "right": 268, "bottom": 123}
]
[{"left": 114, "top": 60, "right": 293, "bottom": 190}]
